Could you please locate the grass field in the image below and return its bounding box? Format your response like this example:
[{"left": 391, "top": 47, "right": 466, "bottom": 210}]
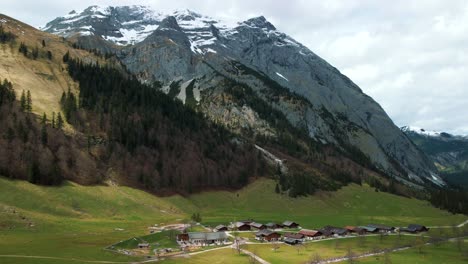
[
  {"left": 164, "top": 178, "right": 467, "bottom": 229},
  {"left": 0, "top": 177, "right": 466, "bottom": 264},
  {"left": 361, "top": 239, "right": 468, "bottom": 264},
  {"left": 243, "top": 235, "right": 414, "bottom": 264}
]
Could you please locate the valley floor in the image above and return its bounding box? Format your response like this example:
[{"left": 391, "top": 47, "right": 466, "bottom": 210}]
[{"left": 0, "top": 177, "right": 466, "bottom": 263}]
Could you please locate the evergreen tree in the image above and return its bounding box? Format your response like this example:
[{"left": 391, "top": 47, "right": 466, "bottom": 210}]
[
  {"left": 51, "top": 112, "right": 56, "bottom": 128},
  {"left": 26, "top": 90, "right": 32, "bottom": 112},
  {"left": 32, "top": 46, "right": 39, "bottom": 60},
  {"left": 47, "top": 51, "right": 53, "bottom": 60},
  {"left": 41, "top": 125, "right": 48, "bottom": 145},
  {"left": 62, "top": 51, "right": 70, "bottom": 63},
  {"left": 275, "top": 183, "right": 280, "bottom": 194},
  {"left": 42, "top": 39, "right": 46, "bottom": 48},
  {"left": 20, "top": 90, "right": 26, "bottom": 111},
  {"left": 57, "top": 112, "right": 64, "bottom": 129},
  {"left": 18, "top": 42, "right": 28, "bottom": 56},
  {"left": 41, "top": 113, "right": 47, "bottom": 125}
]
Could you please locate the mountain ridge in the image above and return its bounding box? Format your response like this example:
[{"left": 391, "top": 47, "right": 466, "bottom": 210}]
[{"left": 42, "top": 5, "right": 445, "bottom": 188}]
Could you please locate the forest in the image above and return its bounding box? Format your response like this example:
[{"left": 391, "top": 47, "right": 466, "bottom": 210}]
[{"left": 63, "top": 57, "right": 265, "bottom": 193}]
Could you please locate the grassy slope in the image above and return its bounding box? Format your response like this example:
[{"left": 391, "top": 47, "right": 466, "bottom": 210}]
[
  {"left": 164, "top": 178, "right": 466, "bottom": 228},
  {"left": 0, "top": 177, "right": 187, "bottom": 263},
  {"left": 0, "top": 177, "right": 466, "bottom": 263},
  {"left": 0, "top": 14, "right": 101, "bottom": 120}
]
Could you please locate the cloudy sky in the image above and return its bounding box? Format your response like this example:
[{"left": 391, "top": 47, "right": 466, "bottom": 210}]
[{"left": 2, "top": 0, "right": 468, "bottom": 134}]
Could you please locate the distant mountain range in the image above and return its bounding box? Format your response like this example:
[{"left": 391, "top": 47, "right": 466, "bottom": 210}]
[
  {"left": 41, "top": 5, "right": 445, "bottom": 188},
  {"left": 401, "top": 126, "right": 468, "bottom": 187}
]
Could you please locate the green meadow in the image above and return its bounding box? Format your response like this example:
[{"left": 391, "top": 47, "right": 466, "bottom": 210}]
[{"left": 0, "top": 176, "right": 466, "bottom": 263}]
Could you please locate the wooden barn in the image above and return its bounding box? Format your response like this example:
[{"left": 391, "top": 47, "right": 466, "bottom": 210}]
[
  {"left": 282, "top": 221, "right": 299, "bottom": 229},
  {"left": 250, "top": 222, "right": 267, "bottom": 230},
  {"left": 298, "top": 229, "right": 322, "bottom": 240},
  {"left": 235, "top": 222, "right": 251, "bottom": 231},
  {"left": 255, "top": 229, "right": 281, "bottom": 241}
]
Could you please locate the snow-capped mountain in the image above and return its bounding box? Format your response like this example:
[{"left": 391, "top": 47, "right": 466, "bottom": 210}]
[
  {"left": 401, "top": 126, "right": 468, "bottom": 140},
  {"left": 44, "top": 5, "right": 445, "bottom": 188}
]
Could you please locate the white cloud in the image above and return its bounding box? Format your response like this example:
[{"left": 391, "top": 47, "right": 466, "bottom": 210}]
[{"left": 1, "top": 0, "right": 468, "bottom": 134}]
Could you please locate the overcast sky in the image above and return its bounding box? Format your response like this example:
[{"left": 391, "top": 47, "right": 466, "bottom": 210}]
[{"left": 2, "top": 0, "right": 468, "bottom": 134}]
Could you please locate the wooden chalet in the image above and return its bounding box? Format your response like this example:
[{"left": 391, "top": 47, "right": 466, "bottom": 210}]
[
  {"left": 265, "top": 222, "right": 281, "bottom": 229},
  {"left": 177, "top": 232, "right": 228, "bottom": 245},
  {"left": 250, "top": 222, "right": 267, "bottom": 230},
  {"left": 359, "top": 226, "right": 378, "bottom": 233},
  {"left": 214, "top": 225, "right": 228, "bottom": 232},
  {"left": 138, "top": 243, "right": 150, "bottom": 249},
  {"left": 321, "top": 226, "right": 348, "bottom": 236},
  {"left": 284, "top": 233, "right": 304, "bottom": 244},
  {"left": 282, "top": 221, "right": 299, "bottom": 229},
  {"left": 235, "top": 221, "right": 251, "bottom": 231},
  {"left": 400, "top": 224, "right": 429, "bottom": 233},
  {"left": 298, "top": 229, "right": 322, "bottom": 240},
  {"left": 255, "top": 229, "right": 281, "bottom": 241},
  {"left": 345, "top": 226, "right": 366, "bottom": 235},
  {"left": 367, "top": 224, "right": 395, "bottom": 233}
]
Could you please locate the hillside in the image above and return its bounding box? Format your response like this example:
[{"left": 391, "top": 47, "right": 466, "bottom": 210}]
[
  {"left": 402, "top": 126, "right": 468, "bottom": 188},
  {"left": 42, "top": 5, "right": 444, "bottom": 189},
  {"left": 0, "top": 176, "right": 465, "bottom": 264}
]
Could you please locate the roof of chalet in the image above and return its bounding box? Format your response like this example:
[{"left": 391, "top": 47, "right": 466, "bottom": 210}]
[
  {"left": 255, "top": 229, "right": 280, "bottom": 237},
  {"left": 359, "top": 226, "right": 378, "bottom": 232},
  {"left": 298, "top": 229, "right": 321, "bottom": 236},
  {"left": 188, "top": 232, "right": 227, "bottom": 240},
  {"left": 408, "top": 224, "right": 428, "bottom": 230},
  {"left": 284, "top": 232, "right": 304, "bottom": 239},
  {"left": 367, "top": 224, "right": 395, "bottom": 230},
  {"left": 235, "top": 222, "right": 250, "bottom": 228},
  {"left": 266, "top": 222, "right": 279, "bottom": 227},
  {"left": 283, "top": 221, "right": 298, "bottom": 226},
  {"left": 251, "top": 222, "right": 265, "bottom": 228}
]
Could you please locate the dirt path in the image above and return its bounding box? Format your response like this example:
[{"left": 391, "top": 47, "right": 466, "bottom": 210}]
[{"left": 239, "top": 248, "right": 271, "bottom": 264}]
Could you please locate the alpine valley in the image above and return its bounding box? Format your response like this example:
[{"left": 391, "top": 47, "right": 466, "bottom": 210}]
[{"left": 0, "top": 4, "right": 467, "bottom": 264}]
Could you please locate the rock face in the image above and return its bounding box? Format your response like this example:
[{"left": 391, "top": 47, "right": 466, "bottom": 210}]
[
  {"left": 402, "top": 126, "right": 468, "bottom": 179},
  {"left": 44, "top": 5, "right": 444, "bottom": 187}
]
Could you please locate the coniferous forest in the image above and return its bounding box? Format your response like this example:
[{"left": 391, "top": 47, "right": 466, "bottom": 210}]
[{"left": 64, "top": 57, "right": 265, "bottom": 193}]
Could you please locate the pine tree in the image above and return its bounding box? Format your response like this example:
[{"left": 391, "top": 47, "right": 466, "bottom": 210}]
[
  {"left": 20, "top": 90, "right": 26, "bottom": 111},
  {"left": 32, "top": 46, "right": 39, "bottom": 60},
  {"left": 62, "top": 51, "right": 70, "bottom": 63},
  {"left": 41, "top": 125, "right": 48, "bottom": 145},
  {"left": 41, "top": 113, "right": 47, "bottom": 125},
  {"left": 51, "top": 112, "right": 56, "bottom": 128},
  {"left": 41, "top": 39, "right": 46, "bottom": 48},
  {"left": 26, "top": 90, "right": 32, "bottom": 112},
  {"left": 275, "top": 183, "right": 280, "bottom": 194},
  {"left": 57, "top": 112, "right": 64, "bottom": 129},
  {"left": 47, "top": 51, "right": 52, "bottom": 60}
]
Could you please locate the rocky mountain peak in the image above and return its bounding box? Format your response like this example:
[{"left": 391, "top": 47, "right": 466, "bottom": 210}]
[
  {"left": 159, "top": 16, "right": 182, "bottom": 31},
  {"left": 243, "top": 16, "right": 276, "bottom": 31}
]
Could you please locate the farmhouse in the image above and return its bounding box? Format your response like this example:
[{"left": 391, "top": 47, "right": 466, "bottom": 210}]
[
  {"left": 255, "top": 229, "right": 281, "bottom": 241},
  {"left": 266, "top": 222, "right": 281, "bottom": 229},
  {"left": 298, "top": 229, "right": 322, "bottom": 240},
  {"left": 345, "top": 226, "right": 366, "bottom": 235},
  {"left": 234, "top": 222, "right": 251, "bottom": 231},
  {"left": 400, "top": 224, "right": 429, "bottom": 233},
  {"left": 214, "top": 225, "right": 228, "bottom": 232},
  {"left": 137, "top": 243, "right": 150, "bottom": 249},
  {"left": 282, "top": 221, "right": 299, "bottom": 229},
  {"left": 367, "top": 224, "right": 395, "bottom": 233},
  {"left": 360, "top": 226, "right": 379, "bottom": 233},
  {"left": 250, "top": 222, "right": 266, "bottom": 230},
  {"left": 177, "top": 232, "right": 228, "bottom": 245},
  {"left": 284, "top": 232, "right": 305, "bottom": 242},
  {"left": 321, "top": 226, "right": 348, "bottom": 236}
]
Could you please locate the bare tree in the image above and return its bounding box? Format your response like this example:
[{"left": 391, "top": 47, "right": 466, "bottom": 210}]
[
  {"left": 309, "top": 252, "right": 322, "bottom": 264},
  {"left": 271, "top": 239, "right": 280, "bottom": 252},
  {"left": 346, "top": 245, "right": 356, "bottom": 264}
]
